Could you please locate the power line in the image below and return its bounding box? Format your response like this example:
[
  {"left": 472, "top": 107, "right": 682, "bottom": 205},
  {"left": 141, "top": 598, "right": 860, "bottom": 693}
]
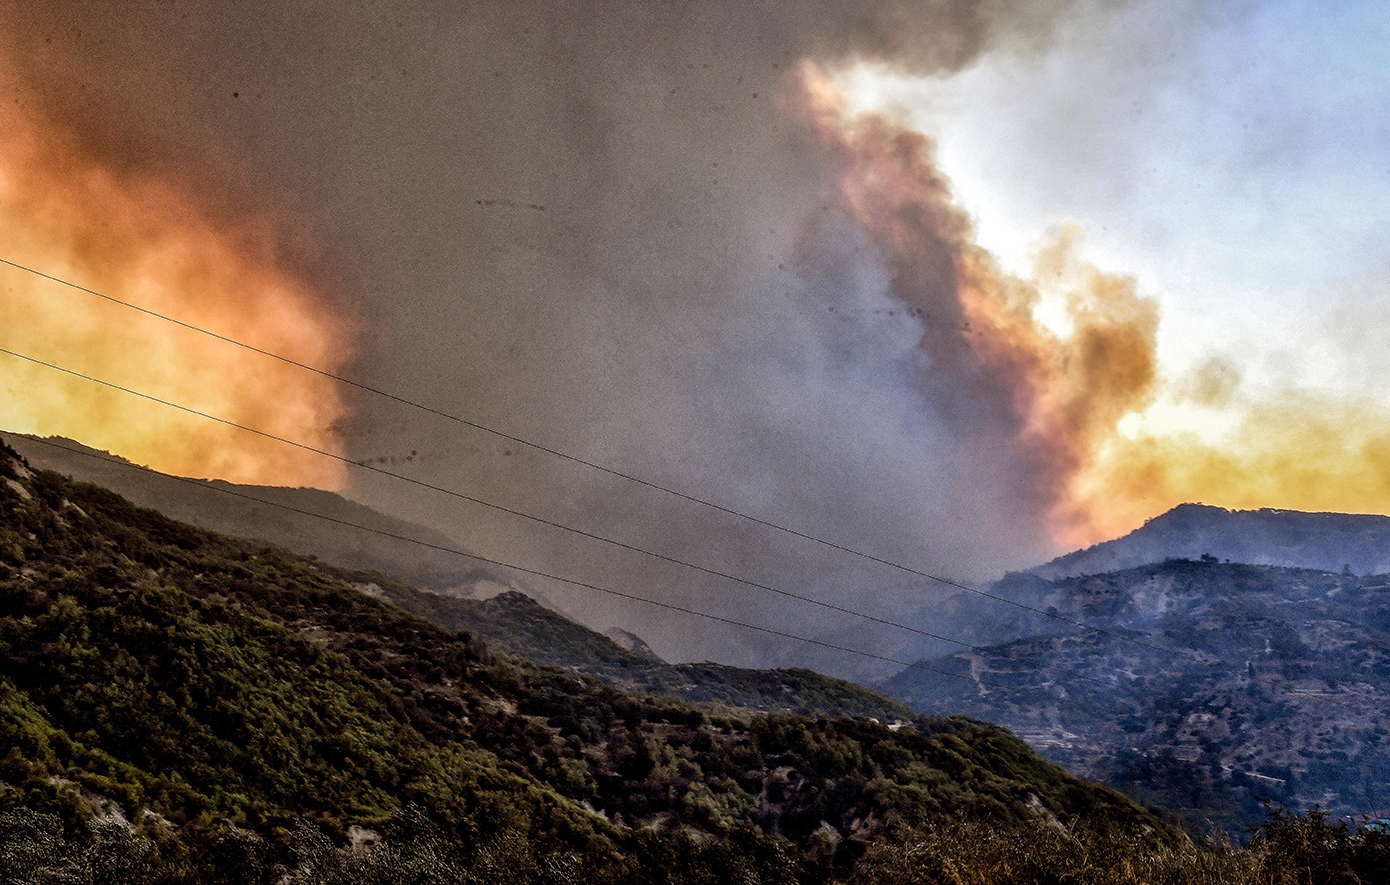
[
  {"left": 6, "top": 432, "right": 1011, "bottom": 697},
  {"left": 10, "top": 434, "right": 1374, "bottom": 721},
  {"left": 0, "top": 256, "right": 1209, "bottom": 666},
  {"left": 0, "top": 344, "right": 1122, "bottom": 688}
]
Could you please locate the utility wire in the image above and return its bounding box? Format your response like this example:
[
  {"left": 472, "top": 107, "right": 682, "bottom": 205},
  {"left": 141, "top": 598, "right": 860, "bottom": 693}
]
[
  {"left": 0, "top": 256, "right": 1209, "bottom": 666},
  {"left": 10, "top": 432, "right": 1373, "bottom": 718},
  {"left": 8, "top": 432, "right": 1005, "bottom": 696},
  {"left": 26, "top": 361, "right": 1364, "bottom": 722},
  {"left": 0, "top": 344, "right": 1121, "bottom": 687}
]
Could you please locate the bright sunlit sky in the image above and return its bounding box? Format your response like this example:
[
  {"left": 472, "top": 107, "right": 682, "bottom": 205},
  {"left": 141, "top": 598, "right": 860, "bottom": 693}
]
[{"left": 838, "top": 0, "right": 1390, "bottom": 407}]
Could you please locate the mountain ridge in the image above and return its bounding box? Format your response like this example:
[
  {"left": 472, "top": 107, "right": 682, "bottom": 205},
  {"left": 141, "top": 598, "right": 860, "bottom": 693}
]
[
  {"left": 0, "top": 431, "right": 504, "bottom": 595},
  {"left": 1034, "top": 502, "right": 1390, "bottom": 580}
]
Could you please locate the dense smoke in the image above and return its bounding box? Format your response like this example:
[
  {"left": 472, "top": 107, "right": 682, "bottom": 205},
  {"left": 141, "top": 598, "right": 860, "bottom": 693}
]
[
  {"left": 9, "top": 1, "right": 1381, "bottom": 673},
  {"left": 0, "top": 0, "right": 1097, "bottom": 672},
  {"left": 792, "top": 63, "right": 1161, "bottom": 544}
]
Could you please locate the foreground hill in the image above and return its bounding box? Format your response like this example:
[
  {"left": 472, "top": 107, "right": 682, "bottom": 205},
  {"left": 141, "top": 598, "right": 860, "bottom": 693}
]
[
  {"left": 884, "top": 558, "right": 1390, "bottom": 833},
  {"left": 0, "top": 431, "right": 497, "bottom": 595},
  {"left": 0, "top": 440, "right": 1173, "bottom": 881},
  {"left": 1035, "top": 503, "right": 1390, "bottom": 580}
]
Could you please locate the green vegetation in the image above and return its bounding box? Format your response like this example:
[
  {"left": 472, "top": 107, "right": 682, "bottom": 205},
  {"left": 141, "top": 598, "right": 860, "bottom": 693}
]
[
  {"left": 6, "top": 440, "right": 1370, "bottom": 882},
  {"left": 363, "top": 578, "right": 919, "bottom": 720},
  {"left": 847, "top": 806, "right": 1390, "bottom": 885}
]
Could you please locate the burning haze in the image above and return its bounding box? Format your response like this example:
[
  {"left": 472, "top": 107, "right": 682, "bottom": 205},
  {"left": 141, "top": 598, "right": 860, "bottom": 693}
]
[{"left": 2, "top": 0, "right": 1388, "bottom": 673}]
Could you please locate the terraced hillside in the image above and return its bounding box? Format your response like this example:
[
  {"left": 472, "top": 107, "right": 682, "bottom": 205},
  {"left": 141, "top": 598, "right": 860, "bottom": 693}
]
[{"left": 886, "top": 558, "right": 1390, "bottom": 832}]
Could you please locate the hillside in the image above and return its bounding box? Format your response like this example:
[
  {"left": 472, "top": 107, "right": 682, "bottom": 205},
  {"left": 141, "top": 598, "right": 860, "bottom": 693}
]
[
  {"left": 367, "top": 579, "right": 917, "bottom": 719},
  {"left": 884, "top": 558, "right": 1390, "bottom": 833},
  {"left": 0, "top": 432, "right": 501, "bottom": 594},
  {"left": 3, "top": 432, "right": 926, "bottom": 718},
  {"left": 1035, "top": 503, "right": 1390, "bottom": 580},
  {"left": 0, "top": 440, "right": 1172, "bottom": 881},
  {"left": 5, "top": 432, "right": 933, "bottom": 717}
]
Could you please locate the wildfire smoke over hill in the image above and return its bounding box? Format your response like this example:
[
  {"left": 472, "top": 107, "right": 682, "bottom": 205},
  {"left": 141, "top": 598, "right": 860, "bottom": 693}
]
[
  {"left": 3, "top": 0, "right": 1390, "bottom": 633},
  {"left": 0, "top": 61, "right": 351, "bottom": 488},
  {"left": 792, "top": 63, "right": 1162, "bottom": 545},
  {"left": 803, "top": 58, "right": 1390, "bottom": 546}
]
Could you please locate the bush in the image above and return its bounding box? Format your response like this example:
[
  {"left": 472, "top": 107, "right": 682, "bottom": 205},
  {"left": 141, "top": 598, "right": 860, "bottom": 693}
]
[{"left": 1251, "top": 804, "right": 1390, "bottom": 885}]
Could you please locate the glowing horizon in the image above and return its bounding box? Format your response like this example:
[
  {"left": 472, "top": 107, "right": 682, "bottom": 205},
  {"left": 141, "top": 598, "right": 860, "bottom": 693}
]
[{"left": 0, "top": 65, "right": 353, "bottom": 490}]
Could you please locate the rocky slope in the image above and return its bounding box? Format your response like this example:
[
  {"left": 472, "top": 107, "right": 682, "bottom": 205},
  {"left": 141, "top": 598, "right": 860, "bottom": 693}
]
[{"left": 884, "top": 558, "right": 1390, "bottom": 832}]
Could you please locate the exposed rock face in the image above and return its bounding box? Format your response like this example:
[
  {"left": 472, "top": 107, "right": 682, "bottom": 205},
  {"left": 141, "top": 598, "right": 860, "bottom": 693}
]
[{"left": 604, "top": 627, "right": 664, "bottom": 662}]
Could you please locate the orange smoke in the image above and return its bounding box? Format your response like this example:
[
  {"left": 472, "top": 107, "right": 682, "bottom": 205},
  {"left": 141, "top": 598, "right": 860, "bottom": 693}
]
[
  {"left": 1074, "top": 393, "right": 1390, "bottom": 541},
  {"left": 791, "top": 62, "right": 1160, "bottom": 544},
  {"left": 0, "top": 71, "right": 351, "bottom": 487},
  {"left": 792, "top": 62, "right": 1390, "bottom": 546}
]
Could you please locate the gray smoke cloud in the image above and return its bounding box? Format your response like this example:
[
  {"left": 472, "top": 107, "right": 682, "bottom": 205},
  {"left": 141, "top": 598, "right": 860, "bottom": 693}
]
[{"left": 1, "top": 0, "right": 1109, "bottom": 676}]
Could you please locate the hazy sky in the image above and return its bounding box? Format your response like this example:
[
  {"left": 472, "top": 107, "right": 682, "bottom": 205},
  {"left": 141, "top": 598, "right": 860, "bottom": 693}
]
[
  {"left": 3, "top": 0, "right": 1388, "bottom": 671},
  {"left": 841, "top": 0, "right": 1390, "bottom": 393}
]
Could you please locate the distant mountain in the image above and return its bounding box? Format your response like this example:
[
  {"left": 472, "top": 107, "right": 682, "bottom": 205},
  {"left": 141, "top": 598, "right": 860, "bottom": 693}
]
[
  {"left": 884, "top": 558, "right": 1390, "bottom": 833},
  {"left": 1034, "top": 503, "right": 1390, "bottom": 580},
  {"left": 0, "top": 438, "right": 1171, "bottom": 880}
]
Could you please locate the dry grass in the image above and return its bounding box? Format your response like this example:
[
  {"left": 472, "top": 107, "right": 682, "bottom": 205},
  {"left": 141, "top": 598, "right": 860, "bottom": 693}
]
[{"left": 847, "top": 819, "right": 1263, "bottom": 885}]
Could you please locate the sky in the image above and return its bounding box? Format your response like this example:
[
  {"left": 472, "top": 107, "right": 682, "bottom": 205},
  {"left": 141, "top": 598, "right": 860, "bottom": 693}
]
[
  {"left": 840, "top": 0, "right": 1390, "bottom": 389},
  {"left": 2, "top": 0, "right": 1388, "bottom": 671}
]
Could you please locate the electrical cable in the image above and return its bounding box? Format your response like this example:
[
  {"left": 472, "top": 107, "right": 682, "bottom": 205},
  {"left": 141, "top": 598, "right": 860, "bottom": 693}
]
[
  {"left": 0, "top": 344, "right": 1140, "bottom": 685},
  {"left": 7, "top": 432, "right": 1371, "bottom": 719},
  {"left": 0, "top": 256, "right": 1210, "bottom": 666},
  {"left": 7, "top": 432, "right": 1010, "bottom": 696}
]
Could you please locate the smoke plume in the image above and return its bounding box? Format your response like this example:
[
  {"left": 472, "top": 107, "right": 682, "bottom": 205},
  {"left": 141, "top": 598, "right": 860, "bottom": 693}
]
[
  {"left": 792, "top": 63, "right": 1161, "bottom": 545},
  {"left": 0, "top": 0, "right": 1143, "bottom": 671},
  {"left": 796, "top": 66, "right": 1390, "bottom": 548}
]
